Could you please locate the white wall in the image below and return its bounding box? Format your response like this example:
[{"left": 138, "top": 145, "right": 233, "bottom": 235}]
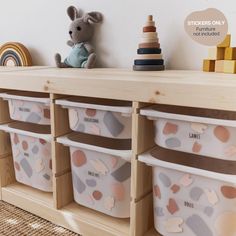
[{"left": 0, "top": 0, "right": 236, "bottom": 69}]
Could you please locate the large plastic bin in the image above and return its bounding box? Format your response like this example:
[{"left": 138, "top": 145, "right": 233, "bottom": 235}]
[
  {"left": 141, "top": 105, "right": 236, "bottom": 160},
  {"left": 139, "top": 147, "right": 236, "bottom": 236},
  {"left": 0, "top": 122, "right": 52, "bottom": 192},
  {"left": 57, "top": 132, "right": 132, "bottom": 218},
  {"left": 0, "top": 91, "right": 51, "bottom": 125},
  {"left": 56, "top": 97, "right": 132, "bottom": 139}
]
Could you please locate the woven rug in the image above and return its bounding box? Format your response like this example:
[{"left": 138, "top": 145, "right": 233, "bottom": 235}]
[{"left": 0, "top": 201, "right": 79, "bottom": 236}]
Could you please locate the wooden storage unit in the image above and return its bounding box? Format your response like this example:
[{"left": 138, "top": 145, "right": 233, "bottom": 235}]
[{"left": 0, "top": 67, "right": 236, "bottom": 236}]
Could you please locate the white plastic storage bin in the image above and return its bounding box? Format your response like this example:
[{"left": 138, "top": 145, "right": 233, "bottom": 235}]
[
  {"left": 57, "top": 132, "right": 132, "bottom": 218},
  {"left": 56, "top": 97, "right": 132, "bottom": 139},
  {"left": 0, "top": 91, "right": 51, "bottom": 125},
  {"left": 0, "top": 122, "right": 52, "bottom": 192},
  {"left": 141, "top": 105, "right": 236, "bottom": 160},
  {"left": 139, "top": 147, "right": 236, "bottom": 236}
]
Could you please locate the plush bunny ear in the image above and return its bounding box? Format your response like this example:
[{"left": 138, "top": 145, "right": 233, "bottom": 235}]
[
  {"left": 67, "top": 6, "right": 80, "bottom": 21},
  {"left": 83, "top": 12, "right": 103, "bottom": 24}
]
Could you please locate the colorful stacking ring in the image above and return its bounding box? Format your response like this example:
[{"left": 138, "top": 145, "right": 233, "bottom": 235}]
[{"left": 0, "top": 42, "right": 32, "bottom": 66}]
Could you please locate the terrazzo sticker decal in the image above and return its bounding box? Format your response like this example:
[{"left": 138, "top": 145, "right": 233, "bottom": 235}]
[
  {"left": 92, "top": 190, "right": 103, "bottom": 200},
  {"left": 69, "top": 109, "right": 79, "bottom": 129},
  {"left": 186, "top": 214, "right": 213, "bottom": 236},
  {"left": 224, "top": 146, "right": 236, "bottom": 158},
  {"left": 85, "top": 195, "right": 94, "bottom": 205},
  {"left": 86, "top": 179, "right": 97, "bottom": 187},
  {"left": 192, "top": 142, "right": 202, "bottom": 153},
  {"left": 72, "top": 150, "right": 87, "bottom": 167},
  {"left": 31, "top": 104, "right": 42, "bottom": 113},
  {"left": 20, "top": 158, "right": 33, "bottom": 178},
  {"left": 14, "top": 161, "right": 20, "bottom": 171},
  {"left": 104, "top": 196, "right": 115, "bottom": 211},
  {"left": 103, "top": 111, "right": 124, "bottom": 137},
  {"left": 171, "top": 184, "right": 180, "bottom": 194},
  {"left": 204, "top": 206, "right": 214, "bottom": 217},
  {"left": 159, "top": 173, "right": 171, "bottom": 187},
  {"left": 204, "top": 189, "right": 219, "bottom": 205},
  {"left": 35, "top": 159, "right": 45, "bottom": 173},
  {"left": 32, "top": 145, "right": 39, "bottom": 154},
  {"left": 22, "top": 141, "right": 28, "bottom": 151},
  {"left": 73, "top": 173, "right": 86, "bottom": 194},
  {"left": 221, "top": 186, "right": 236, "bottom": 199},
  {"left": 214, "top": 126, "right": 230, "bottom": 143},
  {"left": 28, "top": 136, "right": 37, "bottom": 143},
  {"left": 190, "top": 187, "right": 204, "bottom": 201},
  {"left": 111, "top": 162, "right": 131, "bottom": 182},
  {"left": 26, "top": 113, "right": 41, "bottom": 124},
  {"left": 43, "top": 174, "right": 50, "bottom": 180},
  {"left": 90, "top": 159, "right": 109, "bottom": 175},
  {"left": 90, "top": 124, "right": 100, "bottom": 135},
  {"left": 166, "top": 198, "right": 179, "bottom": 215},
  {"left": 215, "top": 212, "right": 236, "bottom": 236},
  {"left": 86, "top": 109, "right": 97, "bottom": 117},
  {"left": 165, "top": 138, "right": 181, "bottom": 148},
  {"left": 39, "top": 139, "right": 47, "bottom": 145},
  {"left": 42, "top": 148, "right": 51, "bottom": 158},
  {"left": 77, "top": 124, "right": 85, "bottom": 132},
  {"left": 155, "top": 207, "right": 164, "bottom": 217},
  {"left": 191, "top": 123, "right": 208, "bottom": 134},
  {"left": 13, "top": 134, "right": 19, "bottom": 144},
  {"left": 165, "top": 217, "right": 183, "bottom": 233},
  {"left": 111, "top": 183, "right": 125, "bottom": 201},
  {"left": 163, "top": 122, "right": 178, "bottom": 135},
  {"left": 154, "top": 185, "right": 161, "bottom": 199},
  {"left": 110, "top": 157, "right": 118, "bottom": 169},
  {"left": 13, "top": 148, "right": 20, "bottom": 158},
  {"left": 180, "top": 174, "right": 193, "bottom": 187}
]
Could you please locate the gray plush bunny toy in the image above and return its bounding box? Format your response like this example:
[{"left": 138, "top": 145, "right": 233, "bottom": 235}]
[{"left": 55, "top": 6, "right": 103, "bottom": 69}]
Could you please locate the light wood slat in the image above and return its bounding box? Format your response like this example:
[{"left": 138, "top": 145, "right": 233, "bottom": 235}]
[
  {"left": 2, "top": 183, "right": 130, "bottom": 236},
  {"left": 0, "top": 68, "right": 236, "bottom": 110},
  {"left": 130, "top": 193, "right": 154, "bottom": 236}
]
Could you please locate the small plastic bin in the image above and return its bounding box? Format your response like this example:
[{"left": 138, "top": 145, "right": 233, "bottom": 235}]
[
  {"left": 0, "top": 122, "right": 52, "bottom": 192},
  {"left": 141, "top": 105, "right": 236, "bottom": 160},
  {"left": 57, "top": 132, "right": 132, "bottom": 218},
  {"left": 56, "top": 97, "right": 132, "bottom": 139},
  {"left": 0, "top": 91, "right": 51, "bottom": 125},
  {"left": 139, "top": 147, "right": 236, "bottom": 236}
]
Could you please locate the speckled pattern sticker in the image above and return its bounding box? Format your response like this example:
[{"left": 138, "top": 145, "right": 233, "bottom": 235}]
[
  {"left": 68, "top": 107, "right": 131, "bottom": 139},
  {"left": 10, "top": 133, "right": 52, "bottom": 192},
  {"left": 152, "top": 166, "right": 236, "bottom": 236},
  {"left": 70, "top": 146, "right": 131, "bottom": 218},
  {"left": 8, "top": 99, "right": 50, "bottom": 125},
  {"left": 154, "top": 118, "right": 236, "bottom": 160}
]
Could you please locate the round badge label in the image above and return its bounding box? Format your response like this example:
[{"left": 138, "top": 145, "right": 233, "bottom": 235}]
[{"left": 184, "top": 8, "right": 228, "bottom": 46}]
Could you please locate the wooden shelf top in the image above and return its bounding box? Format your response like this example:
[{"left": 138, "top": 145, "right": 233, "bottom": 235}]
[{"left": 0, "top": 67, "right": 236, "bottom": 111}]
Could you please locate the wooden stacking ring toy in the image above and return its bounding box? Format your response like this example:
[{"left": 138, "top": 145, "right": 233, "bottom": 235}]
[
  {"left": 133, "top": 65, "right": 165, "bottom": 71},
  {"left": 134, "top": 59, "right": 164, "bottom": 66},
  {"left": 133, "top": 15, "right": 165, "bottom": 71},
  {"left": 137, "top": 48, "right": 162, "bottom": 54},
  {"left": 0, "top": 42, "right": 32, "bottom": 66}
]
